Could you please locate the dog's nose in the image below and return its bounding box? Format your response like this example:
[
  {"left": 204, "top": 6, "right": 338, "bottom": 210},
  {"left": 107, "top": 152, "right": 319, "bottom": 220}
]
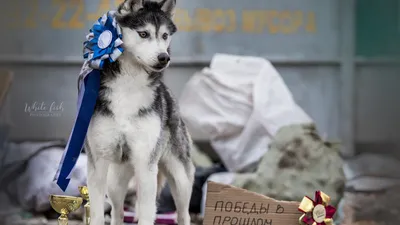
[{"left": 157, "top": 53, "right": 170, "bottom": 64}]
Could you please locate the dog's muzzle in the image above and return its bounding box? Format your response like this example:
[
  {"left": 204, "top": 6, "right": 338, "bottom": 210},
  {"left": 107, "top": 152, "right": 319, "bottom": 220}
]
[
  {"left": 157, "top": 53, "right": 170, "bottom": 65},
  {"left": 151, "top": 53, "right": 169, "bottom": 70}
]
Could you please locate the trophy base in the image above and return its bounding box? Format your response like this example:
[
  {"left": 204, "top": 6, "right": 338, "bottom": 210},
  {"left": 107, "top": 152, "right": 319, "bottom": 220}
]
[
  {"left": 58, "top": 214, "right": 68, "bottom": 225},
  {"left": 47, "top": 220, "right": 85, "bottom": 225}
]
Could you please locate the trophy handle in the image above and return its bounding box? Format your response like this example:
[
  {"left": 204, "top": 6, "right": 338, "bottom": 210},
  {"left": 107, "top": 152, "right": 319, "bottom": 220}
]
[
  {"left": 84, "top": 202, "right": 91, "bottom": 225},
  {"left": 79, "top": 186, "right": 91, "bottom": 225}
]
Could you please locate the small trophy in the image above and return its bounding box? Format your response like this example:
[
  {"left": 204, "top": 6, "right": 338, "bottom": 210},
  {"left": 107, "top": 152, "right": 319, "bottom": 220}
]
[
  {"left": 79, "top": 186, "right": 90, "bottom": 225},
  {"left": 49, "top": 195, "right": 83, "bottom": 225}
]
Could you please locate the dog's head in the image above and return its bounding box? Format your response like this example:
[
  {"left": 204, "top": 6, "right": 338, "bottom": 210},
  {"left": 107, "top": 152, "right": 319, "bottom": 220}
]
[{"left": 116, "top": 0, "right": 177, "bottom": 72}]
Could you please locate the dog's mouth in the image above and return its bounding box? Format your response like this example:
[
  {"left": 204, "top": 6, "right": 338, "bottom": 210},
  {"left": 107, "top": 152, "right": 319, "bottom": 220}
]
[{"left": 150, "top": 63, "right": 168, "bottom": 72}]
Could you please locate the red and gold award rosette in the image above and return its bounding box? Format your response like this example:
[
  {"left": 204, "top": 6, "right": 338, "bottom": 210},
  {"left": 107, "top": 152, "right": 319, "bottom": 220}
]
[{"left": 298, "top": 191, "right": 337, "bottom": 225}]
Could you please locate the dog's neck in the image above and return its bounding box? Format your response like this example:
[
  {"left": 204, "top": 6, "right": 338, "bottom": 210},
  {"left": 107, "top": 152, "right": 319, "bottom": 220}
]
[
  {"left": 116, "top": 53, "right": 162, "bottom": 88},
  {"left": 118, "top": 53, "right": 145, "bottom": 76}
]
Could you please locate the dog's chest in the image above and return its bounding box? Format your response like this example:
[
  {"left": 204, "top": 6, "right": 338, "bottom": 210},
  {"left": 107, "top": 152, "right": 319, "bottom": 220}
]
[{"left": 106, "top": 74, "right": 154, "bottom": 120}]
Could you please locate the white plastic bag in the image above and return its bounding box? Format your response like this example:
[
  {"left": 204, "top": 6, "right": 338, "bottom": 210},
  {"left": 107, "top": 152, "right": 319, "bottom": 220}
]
[
  {"left": 17, "top": 149, "right": 88, "bottom": 212},
  {"left": 4, "top": 144, "right": 88, "bottom": 212},
  {"left": 179, "top": 54, "right": 312, "bottom": 172}
]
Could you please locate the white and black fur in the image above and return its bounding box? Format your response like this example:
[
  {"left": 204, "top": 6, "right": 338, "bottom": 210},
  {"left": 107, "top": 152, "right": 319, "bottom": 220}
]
[{"left": 84, "top": 1, "right": 195, "bottom": 225}]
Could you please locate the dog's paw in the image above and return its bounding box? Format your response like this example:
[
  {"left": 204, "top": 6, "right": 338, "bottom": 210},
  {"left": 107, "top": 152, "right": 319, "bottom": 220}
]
[{"left": 138, "top": 219, "right": 156, "bottom": 225}]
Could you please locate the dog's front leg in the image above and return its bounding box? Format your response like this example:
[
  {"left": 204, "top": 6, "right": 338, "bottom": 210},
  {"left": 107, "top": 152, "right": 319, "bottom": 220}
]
[
  {"left": 87, "top": 157, "right": 109, "bottom": 225},
  {"left": 134, "top": 158, "right": 158, "bottom": 225},
  {"left": 128, "top": 119, "right": 161, "bottom": 225},
  {"left": 160, "top": 154, "right": 194, "bottom": 225},
  {"left": 108, "top": 163, "right": 134, "bottom": 225}
]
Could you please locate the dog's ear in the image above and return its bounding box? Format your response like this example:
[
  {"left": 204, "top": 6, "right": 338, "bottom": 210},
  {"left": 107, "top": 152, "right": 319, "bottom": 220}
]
[
  {"left": 116, "top": 0, "right": 143, "bottom": 17},
  {"left": 159, "top": 0, "right": 176, "bottom": 17}
]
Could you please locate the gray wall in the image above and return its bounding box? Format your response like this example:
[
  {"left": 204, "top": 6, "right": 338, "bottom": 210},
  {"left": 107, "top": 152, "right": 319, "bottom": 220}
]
[
  {"left": 3, "top": 62, "right": 400, "bottom": 144},
  {"left": 0, "top": 0, "right": 399, "bottom": 155},
  {"left": 1, "top": 64, "right": 342, "bottom": 141},
  {"left": 355, "top": 63, "right": 400, "bottom": 143}
]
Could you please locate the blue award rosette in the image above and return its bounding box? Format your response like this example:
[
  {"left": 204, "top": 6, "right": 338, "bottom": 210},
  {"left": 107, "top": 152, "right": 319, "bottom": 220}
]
[{"left": 54, "top": 11, "right": 124, "bottom": 191}]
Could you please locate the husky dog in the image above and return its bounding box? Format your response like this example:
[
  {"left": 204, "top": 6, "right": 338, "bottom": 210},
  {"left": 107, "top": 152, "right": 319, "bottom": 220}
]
[{"left": 84, "top": 0, "right": 195, "bottom": 225}]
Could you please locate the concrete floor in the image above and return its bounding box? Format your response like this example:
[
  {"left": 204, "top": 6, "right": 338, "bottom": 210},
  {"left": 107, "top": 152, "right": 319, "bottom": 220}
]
[{"left": 342, "top": 188, "right": 400, "bottom": 225}]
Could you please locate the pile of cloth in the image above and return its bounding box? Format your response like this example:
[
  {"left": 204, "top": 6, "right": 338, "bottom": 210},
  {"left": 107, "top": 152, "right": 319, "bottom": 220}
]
[{"left": 177, "top": 54, "right": 345, "bottom": 217}]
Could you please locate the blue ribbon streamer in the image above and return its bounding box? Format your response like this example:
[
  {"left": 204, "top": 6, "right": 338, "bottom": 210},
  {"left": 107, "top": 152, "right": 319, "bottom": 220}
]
[{"left": 56, "top": 70, "right": 100, "bottom": 191}]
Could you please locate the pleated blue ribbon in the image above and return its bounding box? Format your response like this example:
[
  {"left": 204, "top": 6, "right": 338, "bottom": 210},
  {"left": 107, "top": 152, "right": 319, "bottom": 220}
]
[{"left": 54, "top": 11, "right": 124, "bottom": 191}]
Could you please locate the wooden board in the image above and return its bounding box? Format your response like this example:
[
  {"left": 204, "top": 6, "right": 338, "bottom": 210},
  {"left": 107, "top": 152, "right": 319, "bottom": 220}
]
[{"left": 204, "top": 181, "right": 302, "bottom": 225}]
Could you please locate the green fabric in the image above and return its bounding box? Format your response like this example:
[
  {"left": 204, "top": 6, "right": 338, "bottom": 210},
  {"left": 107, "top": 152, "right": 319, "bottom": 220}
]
[{"left": 191, "top": 143, "right": 214, "bottom": 167}]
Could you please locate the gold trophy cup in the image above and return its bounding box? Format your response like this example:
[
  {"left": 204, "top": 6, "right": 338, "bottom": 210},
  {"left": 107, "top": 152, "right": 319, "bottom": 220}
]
[
  {"left": 79, "top": 186, "right": 90, "bottom": 225},
  {"left": 49, "top": 195, "right": 83, "bottom": 225}
]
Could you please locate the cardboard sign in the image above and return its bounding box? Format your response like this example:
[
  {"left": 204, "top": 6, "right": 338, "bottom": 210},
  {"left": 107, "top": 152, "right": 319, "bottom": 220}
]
[{"left": 204, "top": 181, "right": 302, "bottom": 225}]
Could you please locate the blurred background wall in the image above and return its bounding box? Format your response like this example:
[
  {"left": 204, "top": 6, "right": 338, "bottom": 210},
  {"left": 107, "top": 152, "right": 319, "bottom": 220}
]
[{"left": 0, "top": 0, "right": 399, "bottom": 158}]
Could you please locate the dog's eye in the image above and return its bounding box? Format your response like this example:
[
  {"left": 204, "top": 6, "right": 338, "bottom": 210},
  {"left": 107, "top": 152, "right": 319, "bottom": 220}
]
[
  {"left": 162, "top": 33, "right": 168, "bottom": 40},
  {"left": 138, "top": 31, "right": 149, "bottom": 38}
]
